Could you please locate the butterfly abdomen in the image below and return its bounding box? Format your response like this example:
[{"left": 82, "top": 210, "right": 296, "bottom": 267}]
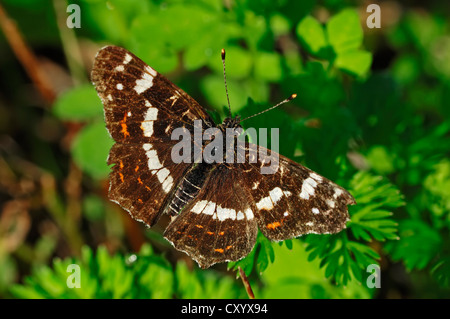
[{"left": 165, "top": 163, "right": 212, "bottom": 217}]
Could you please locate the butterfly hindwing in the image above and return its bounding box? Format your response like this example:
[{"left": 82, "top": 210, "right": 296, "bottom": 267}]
[
  {"left": 243, "top": 144, "right": 355, "bottom": 241},
  {"left": 164, "top": 163, "right": 258, "bottom": 268},
  {"left": 107, "top": 142, "right": 194, "bottom": 226}
]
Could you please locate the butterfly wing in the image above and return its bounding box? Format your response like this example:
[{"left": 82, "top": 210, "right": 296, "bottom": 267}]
[
  {"left": 92, "top": 45, "right": 215, "bottom": 143},
  {"left": 164, "top": 163, "right": 258, "bottom": 269},
  {"left": 92, "top": 46, "right": 214, "bottom": 226},
  {"left": 242, "top": 143, "right": 355, "bottom": 241},
  {"left": 93, "top": 45, "right": 355, "bottom": 268},
  {"left": 163, "top": 143, "right": 354, "bottom": 268}
]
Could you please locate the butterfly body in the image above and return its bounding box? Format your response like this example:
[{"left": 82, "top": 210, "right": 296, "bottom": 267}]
[
  {"left": 92, "top": 46, "right": 355, "bottom": 268},
  {"left": 219, "top": 116, "right": 242, "bottom": 130}
]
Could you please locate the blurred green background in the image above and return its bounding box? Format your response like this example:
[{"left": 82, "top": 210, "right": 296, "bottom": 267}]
[{"left": 0, "top": 0, "right": 449, "bottom": 299}]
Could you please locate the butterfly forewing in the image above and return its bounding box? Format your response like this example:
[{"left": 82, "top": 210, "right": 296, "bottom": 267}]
[
  {"left": 92, "top": 45, "right": 214, "bottom": 144},
  {"left": 92, "top": 46, "right": 213, "bottom": 226}
]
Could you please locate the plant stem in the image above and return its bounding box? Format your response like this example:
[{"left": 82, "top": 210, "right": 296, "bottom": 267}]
[{"left": 238, "top": 266, "right": 255, "bottom": 299}]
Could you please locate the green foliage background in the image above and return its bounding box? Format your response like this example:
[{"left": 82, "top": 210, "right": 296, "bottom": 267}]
[{"left": 0, "top": 0, "right": 449, "bottom": 298}]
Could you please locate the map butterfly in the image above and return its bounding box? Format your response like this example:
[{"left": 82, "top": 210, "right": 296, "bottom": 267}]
[{"left": 91, "top": 46, "right": 356, "bottom": 268}]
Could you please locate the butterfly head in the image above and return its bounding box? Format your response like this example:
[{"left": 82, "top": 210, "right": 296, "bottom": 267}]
[{"left": 221, "top": 116, "right": 242, "bottom": 130}]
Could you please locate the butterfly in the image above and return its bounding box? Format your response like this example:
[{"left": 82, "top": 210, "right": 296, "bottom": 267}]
[{"left": 91, "top": 46, "right": 356, "bottom": 268}]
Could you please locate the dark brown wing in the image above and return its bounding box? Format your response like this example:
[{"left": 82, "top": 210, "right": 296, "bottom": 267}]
[
  {"left": 107, "top": 142, "right": 192, "bottom": 226},
  {"left": 241, "top": 143, "right": 355, "bottom": 241},
  {"left": 91, "top": 46, "right": 214, "bottom": 226},
  {"left": 164, "top": 163, "right": 258, "bottom": 268},
  {"left": 164, "top": 142, "right": 355, "bottom": 268},
  {"left": 92, "top": 45, "right": 215, "bottom": 144}
]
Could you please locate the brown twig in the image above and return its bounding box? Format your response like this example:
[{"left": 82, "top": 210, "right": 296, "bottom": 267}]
[
  {"left": 238, "top": 266, "right": 255, "bottom": 299},
  {"left": 0, "top": 3, "right": 56, "bottom": 104}
]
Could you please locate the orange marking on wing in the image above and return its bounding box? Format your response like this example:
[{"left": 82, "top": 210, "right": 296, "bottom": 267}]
[
  {"left": 214, "top": 248, "right": 224, "bottom": 253},
  {"left": 206, "top": 231, "right": 214, "bottom": 235},
  {"left": 266, "top": 221, "right": 281, "bottom": 230},
  {"left": 145, "top": 186, "right": 151, "bottom": 191},
  {"left": 137, "top": 177, "right": 143, "bottom": 184},
  {"left": 226, "top": 245, "right": 233, "bottom": 250},
  {"left": 119, "top": 160, "right": 124, "bottom": 169},
  {"left": 135, "top": 165, "right": 139, "bottom": 172},
  {"left": 120, "top": 113, "right": 130, "bottom": 138},
  {"left": 195, "top": 225, "right": 203, "bottom": 229},
  {"left": 219, "top": 231, "right": 225, "bottom": 235},
  {"left": 138, "top": 198, "right": 143, "bottom": 204},
  {"left": 119, "top": 173, "right": 124, "bottom": 183}
]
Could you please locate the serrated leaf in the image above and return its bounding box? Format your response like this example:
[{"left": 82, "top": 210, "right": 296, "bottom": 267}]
[
  {"left": 10, "top": 245, "right": 243, "bottom": 299},
  {"left": 348, "top": 172, "right": 403, "bottom": 242},
  {"left": 385, "top": 220, "right": 442, "bottom": 271},
  {"left": 304, "top": 170, "right": 402, "bottom": 285}
]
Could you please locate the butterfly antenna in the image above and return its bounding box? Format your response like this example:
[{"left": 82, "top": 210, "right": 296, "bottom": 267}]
[
  {"left": 221, "top": 49, "right": 232, "bottom": 118},
  {"left": 240, "top": 93, "right": 297, "bottom": 123}
]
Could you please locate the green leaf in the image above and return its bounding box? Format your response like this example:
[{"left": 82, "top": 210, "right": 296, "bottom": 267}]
[
  {"left": 81, "top": 0, "right": 135, "bottom": 44},
  {"left": 135, "top": 256, "right": 174, "bottom": 298},
  {"left": 261, "top": 240, "right": 371, "bottom": 298},
  {"left": 303, "top": 171, "right": 403, "bottom": 285},
  {"left": 366, "top": 145, "right": 396, "bottom": 175},
  {"left": 256, "top": 236, "right": 275, "bottom": 273},
  {"left": 348, "top": 172, "right": 403, "bottom": 242},
  {"left": 306, "top": 233, "right": 380, "bottom": 286},
  {"left": 200, "top": 75, "right": 248, "bottom": 114},
  {"left": 431, "top": 256, "right": 450, "bottom": 287},
  {"left": 53, "top": 85, "right": 103, "bottom": 121},
  {"left": 334, "top": 49, "right": 372, "bottom": 77},
  {"left": 9, "top": 245, "right": 244, "bottom": 299},
  {"left": 71, "top": 121, "right": 113, "bottom": 179},
  {"left": 326, "top": 9, "right": 363, "bottom": 54},
  {"left": 242, "top": 11, "right": 267, "bottom": 50},
  {"left": 424, "top": 160, "right": 450, "bottom": 213},
  {"left": 175, "top": 261, "right": 244, "bottom": 299},
  {"left": 254, "top": 51, "right": 283, "bottom": 82},
  {"left": 208, "top": 46, "right": 253, "bottom": 80},
  {"left": 385, "top": 220, "right": 442, "bottom": 271},
  {"left": 391, "top": 54, "right": 421, "bottom": 85},
  {"left": 269, "top": 13, "right": 291, "bottom": 36},
  {"left": 228, "top": 232, "right": 274, "bottom": 276},
  {"left": 296, "top": 16, "right": 328, "bottom": 55}
]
